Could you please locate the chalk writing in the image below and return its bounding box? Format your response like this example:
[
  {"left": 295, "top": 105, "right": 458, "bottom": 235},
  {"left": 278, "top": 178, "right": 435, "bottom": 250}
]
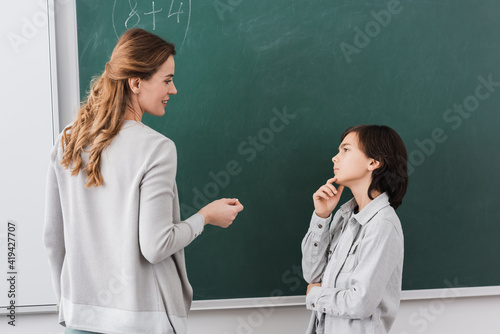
[{"left": 112, "top": 0, "right": 191, "bottom": 46}]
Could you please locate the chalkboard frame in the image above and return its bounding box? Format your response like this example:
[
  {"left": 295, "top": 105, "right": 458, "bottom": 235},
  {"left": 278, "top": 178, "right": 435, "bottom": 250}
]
[{"left": 69, "top": 0, "right": 500, "bottom": 309}]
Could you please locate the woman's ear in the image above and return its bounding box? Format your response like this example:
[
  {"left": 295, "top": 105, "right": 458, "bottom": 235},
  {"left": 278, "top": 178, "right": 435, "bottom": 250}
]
[{"left": 128, "top": 78, "right": 141, "bottom": 94}]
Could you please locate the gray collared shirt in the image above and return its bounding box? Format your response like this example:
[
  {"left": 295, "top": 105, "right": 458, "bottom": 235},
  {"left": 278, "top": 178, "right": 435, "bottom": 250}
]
[{"left": 301, "top": 193, "right": 404, "bottom": 334}]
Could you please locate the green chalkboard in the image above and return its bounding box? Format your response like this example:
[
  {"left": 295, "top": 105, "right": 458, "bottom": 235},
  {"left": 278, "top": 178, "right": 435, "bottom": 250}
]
[{"left": 76, "top": 0, "right": 500, "bottom": 300}]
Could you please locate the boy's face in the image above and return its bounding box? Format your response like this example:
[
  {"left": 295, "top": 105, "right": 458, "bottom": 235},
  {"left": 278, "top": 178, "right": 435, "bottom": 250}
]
[{"left": 332, "top": 132, "right": 378, "bottom": 187}]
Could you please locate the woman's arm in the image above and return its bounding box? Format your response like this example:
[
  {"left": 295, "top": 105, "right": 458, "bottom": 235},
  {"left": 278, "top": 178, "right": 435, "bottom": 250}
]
[
  {"left": 43, "top": 148, "right": 65, "bottom": 302},
  {"left": 139, "top": 138, "right": 244, "bottom": 264},
  {"left": 138, "top": 138, "right": 204, "bottom": 264}
]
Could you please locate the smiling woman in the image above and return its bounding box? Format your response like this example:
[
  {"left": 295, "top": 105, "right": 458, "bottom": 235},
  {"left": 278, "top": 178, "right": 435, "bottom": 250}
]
[
  {"left": 43, "top": 28, "right": 244, "bottom": 334},
  {"left": 60, "top": 28, "right": 178, "bottom": 187},
  {"left": 125, "top": 55, "right": 177, "bottom": 120}
]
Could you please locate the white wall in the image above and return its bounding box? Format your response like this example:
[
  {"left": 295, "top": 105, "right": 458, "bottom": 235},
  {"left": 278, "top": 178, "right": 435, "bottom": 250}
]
[
  {"left": 0, "top": 0, "right": 58, "bottom": 319},
  {"left": 3, "top": 296, "right": 500, "bottom": 334},
  {"left": 2, "top": 0, "right": 500, "bottom": 333}
]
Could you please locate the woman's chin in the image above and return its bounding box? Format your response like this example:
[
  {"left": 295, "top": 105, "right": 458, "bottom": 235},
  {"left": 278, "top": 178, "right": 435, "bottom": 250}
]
[{"left": 146, "top": 110, "right": 165, "bottom": 117}]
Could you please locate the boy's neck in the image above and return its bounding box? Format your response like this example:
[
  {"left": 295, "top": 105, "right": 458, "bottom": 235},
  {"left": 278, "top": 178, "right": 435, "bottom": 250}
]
[{"left": 349, "top": 183, "right": 381, "bottom": 213}]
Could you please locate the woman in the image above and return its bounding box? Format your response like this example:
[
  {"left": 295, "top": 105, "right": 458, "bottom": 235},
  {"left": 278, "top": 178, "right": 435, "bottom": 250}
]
[
  {"left": 43, "top": 28, "right": 243, "bottom": 334},
  {"left": 302, "top": 125, "right": 408, "bottom": 333}
]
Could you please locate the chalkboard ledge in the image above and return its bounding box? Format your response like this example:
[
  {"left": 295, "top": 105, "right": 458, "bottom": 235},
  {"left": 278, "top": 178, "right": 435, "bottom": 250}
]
[
  {"left": 401, "top": 286, "right": 500, "bottom": 301},
  {"left": 0, "top": 304, "right": 56, "bottom": 315},
  {"left": 191, "top": 296, "right": 305, "bottom": 311},
  {"left": 3, "top": 287, "right": 499, "bottom": 315},
  {"left": 191, "top": 286, "right": 500, "bottom": 310}
]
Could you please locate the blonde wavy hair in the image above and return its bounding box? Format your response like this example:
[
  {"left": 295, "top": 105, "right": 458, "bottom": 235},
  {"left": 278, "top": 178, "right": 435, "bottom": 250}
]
[{"left": 60, "top": 28, "right": 176, "bottom": 187}]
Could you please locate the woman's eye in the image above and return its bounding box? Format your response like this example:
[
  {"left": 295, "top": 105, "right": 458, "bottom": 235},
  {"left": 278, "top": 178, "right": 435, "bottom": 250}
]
[{"left": 165, "top": 80, "right": 172, "bottom": 84}]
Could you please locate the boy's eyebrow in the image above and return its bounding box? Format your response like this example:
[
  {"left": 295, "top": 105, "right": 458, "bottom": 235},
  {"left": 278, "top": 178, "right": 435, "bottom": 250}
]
[{"left": 339, "top": 143, "right": 352, "bottom": 149}]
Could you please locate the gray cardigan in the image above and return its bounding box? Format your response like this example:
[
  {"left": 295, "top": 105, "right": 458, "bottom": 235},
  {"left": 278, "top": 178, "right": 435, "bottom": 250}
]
[{"left": 43, "top": 120, "right": 204, "bottom": 334}]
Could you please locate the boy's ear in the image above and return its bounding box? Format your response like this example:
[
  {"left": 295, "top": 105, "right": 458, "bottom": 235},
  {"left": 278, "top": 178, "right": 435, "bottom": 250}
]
[{"left": 368, "top": 159, "right": 381, "bottom": 171}]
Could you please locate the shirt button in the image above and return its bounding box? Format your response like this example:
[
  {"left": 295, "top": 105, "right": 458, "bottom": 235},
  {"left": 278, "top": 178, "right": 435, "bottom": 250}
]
[
  {"left": 328, "top": 250, "right": 333, "bottom": 255},
  {"left": 318, "top": 224, "right": 323, "bottom": 229},
  {"left": 323, "top": 308, "right": 326, "bottom": 312},
  {"left": 311, "top": 303, "right": 315, "bottom": 307},
  {"left": 313, "top": 243, "right": 318, "bottom": 247}
]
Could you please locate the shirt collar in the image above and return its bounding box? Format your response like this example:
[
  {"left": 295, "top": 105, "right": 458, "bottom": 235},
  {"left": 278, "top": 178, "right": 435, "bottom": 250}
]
[{"left": 339, "top": 192, "right": 391, "bottom": 226}]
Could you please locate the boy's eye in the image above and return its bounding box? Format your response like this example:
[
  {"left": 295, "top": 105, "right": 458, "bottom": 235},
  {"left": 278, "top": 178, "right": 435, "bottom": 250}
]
[{"left": 344, "top": 148, "right": 349, "bottom": 152}]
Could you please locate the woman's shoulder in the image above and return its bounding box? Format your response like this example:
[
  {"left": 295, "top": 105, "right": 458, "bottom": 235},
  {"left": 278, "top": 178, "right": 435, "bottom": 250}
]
[
  {"left": 120, "top": 121, "right": 175, "bottom": 147},
  {"left": 123, "top": 122, "right": 178, "bottom": 163},
  {"left": 51, "top": 124, "right": 73, "bottom": 162}
]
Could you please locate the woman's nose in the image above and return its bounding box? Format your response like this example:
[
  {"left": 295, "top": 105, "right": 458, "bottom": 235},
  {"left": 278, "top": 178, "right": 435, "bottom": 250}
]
[{"left": 169, "top": 82, "right": 177, "bottom": 95}]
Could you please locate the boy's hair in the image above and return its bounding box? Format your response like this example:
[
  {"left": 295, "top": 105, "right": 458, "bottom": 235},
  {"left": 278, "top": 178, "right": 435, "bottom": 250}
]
[{"left": 341, "top": 125, "right": 409, "bottom": 209}]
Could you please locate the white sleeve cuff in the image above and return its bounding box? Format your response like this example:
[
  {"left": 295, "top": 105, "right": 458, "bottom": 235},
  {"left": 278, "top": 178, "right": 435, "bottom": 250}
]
[
  {"left": 309, "top": 211, "right": 332, "bottom": 234},
  {"left": 186, "top": 213, "right": 205, "bottom": 238},
  {"left": 305, "top": 286, "right": 323, "bottom": 311}
]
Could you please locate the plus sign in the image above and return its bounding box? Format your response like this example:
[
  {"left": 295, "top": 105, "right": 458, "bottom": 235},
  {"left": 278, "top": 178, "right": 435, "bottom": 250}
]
[{"left": 144, "top": 1, "right": 163, "bottom": 30}]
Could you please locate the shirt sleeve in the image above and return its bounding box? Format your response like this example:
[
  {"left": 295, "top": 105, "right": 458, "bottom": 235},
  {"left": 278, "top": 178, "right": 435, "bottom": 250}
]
[
  {"left": 138, "top": 138, "right": 204, "bottom": 264},
  {"left": 301, "top": 211, "right": 334, "bottom": 283},
  {"left": 305, "top": 218, "right": 403, "bottom": 319},
  {"left": 43, "top": 145, "right": 65, "bottom": 302}
]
